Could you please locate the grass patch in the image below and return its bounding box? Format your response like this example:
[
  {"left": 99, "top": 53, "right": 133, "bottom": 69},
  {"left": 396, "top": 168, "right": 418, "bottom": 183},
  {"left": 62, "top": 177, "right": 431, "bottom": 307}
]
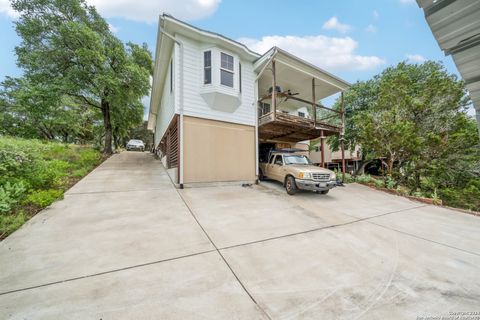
[{"left": 0, "top": 136, "right": 105, "bottom": 239}]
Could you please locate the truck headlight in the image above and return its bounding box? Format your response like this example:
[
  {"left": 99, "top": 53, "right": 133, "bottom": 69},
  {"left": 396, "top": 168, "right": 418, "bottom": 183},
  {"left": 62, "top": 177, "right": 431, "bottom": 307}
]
[
  {"left": 330, "top": 172, "right": 336, "bottom": 180},
  {"left": 298, "top": 172, "right": 312, "bottom": 179}
]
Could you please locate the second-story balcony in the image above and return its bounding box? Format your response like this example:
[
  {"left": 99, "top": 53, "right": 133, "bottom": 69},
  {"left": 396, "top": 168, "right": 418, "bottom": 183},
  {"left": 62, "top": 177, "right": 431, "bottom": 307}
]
[
  {"left": 258, "top": 91, "right": 343, "bottom": 142},
  {"left": 254, "top": 47, "right": 350, "bottom": 143}
]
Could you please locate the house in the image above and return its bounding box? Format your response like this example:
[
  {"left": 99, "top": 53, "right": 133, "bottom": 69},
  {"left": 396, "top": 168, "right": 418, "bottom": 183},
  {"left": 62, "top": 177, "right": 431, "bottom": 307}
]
[
  {"left": 147, "top": 14, "right": 350, "bottom": 187},
  {"left": 309, "top": 140, "right": 361, "bottom": 173}
]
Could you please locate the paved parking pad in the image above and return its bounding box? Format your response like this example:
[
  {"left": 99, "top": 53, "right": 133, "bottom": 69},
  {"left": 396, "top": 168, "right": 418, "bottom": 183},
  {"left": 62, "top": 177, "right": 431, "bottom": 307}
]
[
  {"left": 221, "top": 221, "right": 480, "bottom": 319},
  {"left": 260, "top": 180, "right": 422, "bottom": 219},
  {"left": 180, "top": 185, "right": 355, "bottom": 248},
  {"left": 370, "top": 204, "right": 480, "bottom": 255}
]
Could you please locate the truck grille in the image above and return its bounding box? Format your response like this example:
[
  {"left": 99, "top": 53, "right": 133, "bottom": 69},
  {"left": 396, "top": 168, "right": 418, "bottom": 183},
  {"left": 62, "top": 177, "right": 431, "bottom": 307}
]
[{"left": 312, "top": 173, "right": 330, "bottom": 181}]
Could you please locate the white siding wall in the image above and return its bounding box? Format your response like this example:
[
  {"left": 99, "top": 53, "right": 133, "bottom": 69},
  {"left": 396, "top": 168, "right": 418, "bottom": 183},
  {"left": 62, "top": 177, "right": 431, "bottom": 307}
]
[
  {"left": 154, "top": 49, "right": 176, "bottom": 146},
  {"left": 178, "top": 34, "right": 256, "bottom": 126}
]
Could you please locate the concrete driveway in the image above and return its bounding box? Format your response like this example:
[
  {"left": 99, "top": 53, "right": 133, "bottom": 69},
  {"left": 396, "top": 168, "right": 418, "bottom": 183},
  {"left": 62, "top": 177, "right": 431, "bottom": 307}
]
[{"left": 1, "top": 152, "right": 479, "bottom": 319}]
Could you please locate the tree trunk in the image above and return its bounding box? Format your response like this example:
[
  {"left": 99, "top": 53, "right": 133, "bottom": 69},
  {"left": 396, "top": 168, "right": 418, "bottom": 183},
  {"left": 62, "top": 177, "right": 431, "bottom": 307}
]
[
  {"left": 101, "top": 98, "right": 113, "bottom": 154},
  {"left": 354, "top": 159, "right": 373, "bottom": 176},
  {"left": 387, "top": 157, "right": 395, "bottom": 176}
]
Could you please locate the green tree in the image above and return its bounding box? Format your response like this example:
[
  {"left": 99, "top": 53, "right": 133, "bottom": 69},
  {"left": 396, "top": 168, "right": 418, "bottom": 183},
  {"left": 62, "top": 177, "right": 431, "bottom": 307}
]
[
  {"left": 9, "top": 0, "right": 152, "bottom": 153},
  {"left": 0, "top": 77, "right": 96, "bottom": 142},
  {"left": 329, "top": 61, "right": 480, "bottom": 210}
]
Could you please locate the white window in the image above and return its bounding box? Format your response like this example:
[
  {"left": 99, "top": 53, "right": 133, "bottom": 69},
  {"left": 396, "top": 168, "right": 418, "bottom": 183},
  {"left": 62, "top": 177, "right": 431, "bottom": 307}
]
[
  {"left": 220, "top": 52, "right": 234, "bottom": 87},
  {"left": 204, "top": 51, "right": 212, "bottom": 84}
]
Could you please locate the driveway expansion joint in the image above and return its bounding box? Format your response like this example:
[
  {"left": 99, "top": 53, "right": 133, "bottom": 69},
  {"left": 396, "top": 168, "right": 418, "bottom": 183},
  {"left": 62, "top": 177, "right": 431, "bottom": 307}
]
[{"left": 0, "top": 249, "right": 216, "bottom": 297}]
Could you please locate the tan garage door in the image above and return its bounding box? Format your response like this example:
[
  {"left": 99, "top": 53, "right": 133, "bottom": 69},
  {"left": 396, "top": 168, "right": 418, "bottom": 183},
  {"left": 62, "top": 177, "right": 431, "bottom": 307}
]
[{"left": 183, "top": 116, "right": 256, "bottom": 183}]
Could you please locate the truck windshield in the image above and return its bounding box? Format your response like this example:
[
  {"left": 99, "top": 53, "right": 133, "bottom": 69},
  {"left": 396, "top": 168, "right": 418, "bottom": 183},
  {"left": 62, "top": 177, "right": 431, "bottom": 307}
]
[{"left": 284, "top": 155, "right": 311, "bottom": 165}]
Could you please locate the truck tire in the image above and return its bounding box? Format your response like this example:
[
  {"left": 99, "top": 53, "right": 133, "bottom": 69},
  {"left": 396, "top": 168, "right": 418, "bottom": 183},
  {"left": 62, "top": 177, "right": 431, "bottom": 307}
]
[
  {"left": 285, "top": 176, "right": 297, "bottom": 195},
  {"left": 259, "top": 169, "right": 265, "bottom": 181}
]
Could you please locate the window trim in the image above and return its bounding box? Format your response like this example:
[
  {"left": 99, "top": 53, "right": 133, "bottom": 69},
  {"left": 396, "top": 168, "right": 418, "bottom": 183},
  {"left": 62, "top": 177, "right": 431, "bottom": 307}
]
[
  {"left": 203, "top": 50, "right": 212, "bottom": 85},
  {"left": 239, "top": 62, "right": 242, "bottom": 93},
  {"left": 220, "top": 52, "right": 234, "bottom": 88}
]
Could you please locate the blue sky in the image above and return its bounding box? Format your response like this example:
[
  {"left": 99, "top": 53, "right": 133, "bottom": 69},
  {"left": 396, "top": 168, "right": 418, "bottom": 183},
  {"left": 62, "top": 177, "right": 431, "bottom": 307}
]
[{"left": 0, "top": 0, "right": 465, "bottom": 112}]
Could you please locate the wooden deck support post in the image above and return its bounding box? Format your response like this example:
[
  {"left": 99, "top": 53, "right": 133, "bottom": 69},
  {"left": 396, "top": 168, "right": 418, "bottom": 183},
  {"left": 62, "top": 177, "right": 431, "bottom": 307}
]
[
  {"left": 312, "top": 78, "right": 316, "bottom": 127},
  {"left": 320, "top": 130, "right": 325, "bottom": 168},
  {"left": 272, "top": 60, "right": 276, "bottom": 121},
  {"left": 341, "top": 91, "right": 346, "bottom": 181}
]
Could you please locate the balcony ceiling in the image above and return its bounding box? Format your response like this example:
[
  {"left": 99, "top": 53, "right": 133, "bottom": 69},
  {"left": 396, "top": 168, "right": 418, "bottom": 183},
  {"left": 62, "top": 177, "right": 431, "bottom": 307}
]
[{"left": 255, "top": 47, "right": 350, "bottom": 102}]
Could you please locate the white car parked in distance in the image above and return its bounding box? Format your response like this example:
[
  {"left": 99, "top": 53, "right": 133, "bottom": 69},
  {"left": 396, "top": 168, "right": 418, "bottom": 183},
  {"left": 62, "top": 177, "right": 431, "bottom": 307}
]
[{"left": 126, "top": 139, "right": 145, "bottom": 152}]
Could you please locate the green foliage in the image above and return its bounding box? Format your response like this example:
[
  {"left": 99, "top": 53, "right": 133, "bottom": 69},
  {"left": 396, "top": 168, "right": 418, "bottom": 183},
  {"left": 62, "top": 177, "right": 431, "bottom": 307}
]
[
  {"left": 356, "top": 174, "right": 373, "bottom": 184},
  {"left": 26, "top": 189, "right": 64, "bottom": 208},
  {"left": 0, "top": 136, "right": 102, "bottom": 239},
  {"left": 343, "top": 173, "right": 355, "bottom": 183},
  {"left": 329, "top": 61, "right": 480, "bottom": 211},
  {"left": 0, "top": 182, "right": 27, "bottom": 214},
  {"left": 0, "top": 212, "right": 26, "bottom": 238},
  {"left": 3, "top": 0, "right": 153, "bottom": 153},
  {"left": 374, "top": 178, "right": 385, "bottom": 189},
  {"left": 385, "top": 177, "right": 396, "bottom": 190},
  {"left": 438, "top": 180, "right": 480, "bottom": 211}
]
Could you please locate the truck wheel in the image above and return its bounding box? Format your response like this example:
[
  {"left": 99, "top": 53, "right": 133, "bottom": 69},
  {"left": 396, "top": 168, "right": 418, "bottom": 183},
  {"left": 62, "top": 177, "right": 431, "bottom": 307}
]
[
  {"left": 320, "top": 190, "right": 329, "bottom": 195},
  {"left": 285, "top": 176, "right": 297, "bottom": 195},
  {"left": 259, "top": 169, "right": 265, "bottom": 181}
]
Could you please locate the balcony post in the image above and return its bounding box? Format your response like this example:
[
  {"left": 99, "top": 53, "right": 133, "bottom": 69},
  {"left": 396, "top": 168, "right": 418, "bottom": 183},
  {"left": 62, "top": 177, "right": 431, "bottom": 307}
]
[
  {"left": 320, "top": 130, "right": 325, "bottom": 168},
  {"left": 341, "top": 91, "right": 346, "bottom": 181},
  {"left": 312, "top": 77, "right": 316, "bottom": 127},
  {"left": 272, "top": 60, "right": 276, "bottom": 121}
]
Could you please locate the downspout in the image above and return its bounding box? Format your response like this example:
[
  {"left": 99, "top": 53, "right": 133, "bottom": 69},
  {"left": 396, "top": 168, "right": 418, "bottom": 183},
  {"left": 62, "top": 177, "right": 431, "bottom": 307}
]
[{"left": 160, "top": 29, "right": 185, "bottom": 188}]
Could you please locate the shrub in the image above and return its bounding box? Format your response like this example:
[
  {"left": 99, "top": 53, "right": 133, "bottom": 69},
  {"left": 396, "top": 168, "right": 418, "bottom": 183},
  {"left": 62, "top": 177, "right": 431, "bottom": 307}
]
[
  {"left": 26, "top": 189, "right": 64, "bottom": 208},
  {"left": 439, "top": 180, "right": 480, "bottom": 212},
  {"left": 374, "top": 178, "right": 385, "bottom": 188},
  {"left": 385, "top": 177, "right": 396, "bottom": 189},
  {"left": 0, "top": 212, "right": 27, "bottom": 237},
  {"left": 0, "top": 182, "right": 27, "bottom": 214},
  {"left": 0, "top": 136, "right": 103, "bottom": 239},
  {"left": 356, "top": 174, "right": 373, "bottom": 184}
]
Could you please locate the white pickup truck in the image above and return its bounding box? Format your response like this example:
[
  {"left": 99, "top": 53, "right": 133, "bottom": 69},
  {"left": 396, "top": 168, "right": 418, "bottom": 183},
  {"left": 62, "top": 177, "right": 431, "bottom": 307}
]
[{"left": 259, "top": 151, "right": 337, "bottom": 195}]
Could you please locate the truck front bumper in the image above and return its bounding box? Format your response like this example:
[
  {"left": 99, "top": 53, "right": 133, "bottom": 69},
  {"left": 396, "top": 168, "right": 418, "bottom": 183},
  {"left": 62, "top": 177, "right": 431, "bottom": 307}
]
[{"left": 295, "top": 179, "right": 337, "bottom": 191}]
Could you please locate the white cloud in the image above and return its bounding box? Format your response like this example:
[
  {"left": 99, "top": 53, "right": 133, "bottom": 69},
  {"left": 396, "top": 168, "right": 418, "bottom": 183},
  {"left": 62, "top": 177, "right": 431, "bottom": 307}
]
[
  {"left": 406, "top": 53, "right": 426, "bottom": 63},
  {"left": 373, "top": 10, "right": 379, "bottom": 20},
  {"left": 238, "top": 35, "right": 385, "bottom": 71},
  {"left": 108, "top": 24, "right": 119, "bottom": 33},
  {"left": 365, "top": 24, "right": 377, "bottom": 33},
  {"left": 0, "top": 0, "right": 18, "bottom": 18},
  {"left": 322, "top": 16, "right": 352, "bottom": 34},
  {"left": 0, "top": 0, "right": 221, "bottom": 22},
  {"left": 87, "top": 0, "right": 221, "bottom": 23},
  {"left": 399, "top": 0, "right": 416, "bottom": 5}
]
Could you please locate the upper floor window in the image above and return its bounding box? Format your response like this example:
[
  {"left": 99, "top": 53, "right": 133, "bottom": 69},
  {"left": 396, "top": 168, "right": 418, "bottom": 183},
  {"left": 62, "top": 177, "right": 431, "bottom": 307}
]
[
  {"left": 220, "top": 52, "right": 234, "bottom": 87},
  {"left": 204, "top": 51, "right": 212, "bottom": 84}
]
